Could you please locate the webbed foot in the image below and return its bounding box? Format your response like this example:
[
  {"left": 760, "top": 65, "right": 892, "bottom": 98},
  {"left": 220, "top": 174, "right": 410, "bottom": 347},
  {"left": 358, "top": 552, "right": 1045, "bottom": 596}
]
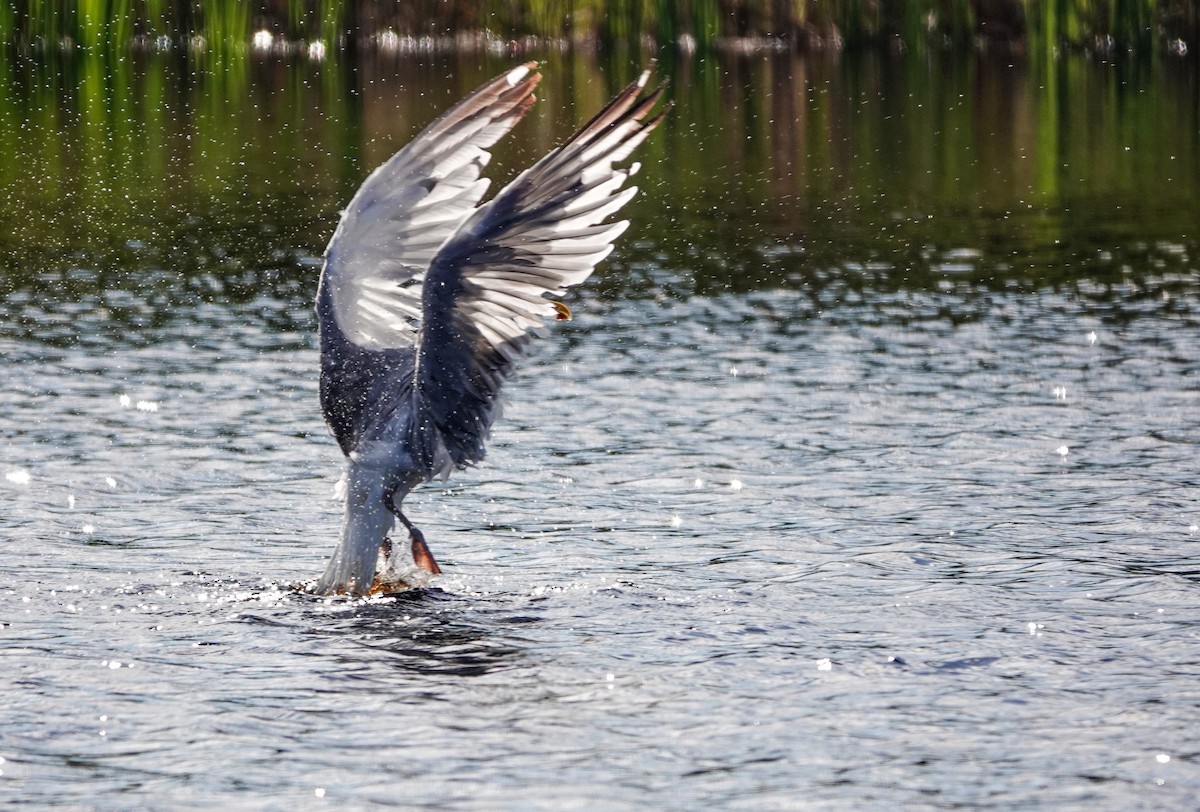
[{"left": 409, "top": 526, "right": 442, "bottom": 575}]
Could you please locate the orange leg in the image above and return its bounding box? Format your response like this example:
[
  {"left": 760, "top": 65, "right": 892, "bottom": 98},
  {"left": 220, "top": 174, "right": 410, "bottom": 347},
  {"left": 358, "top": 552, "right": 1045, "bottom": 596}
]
[
  {"left": 408, "top": 526, "right": 442, "bottom": 575},
  {"left": 384, "top": 486, "right": 442, "bottom": 576}
]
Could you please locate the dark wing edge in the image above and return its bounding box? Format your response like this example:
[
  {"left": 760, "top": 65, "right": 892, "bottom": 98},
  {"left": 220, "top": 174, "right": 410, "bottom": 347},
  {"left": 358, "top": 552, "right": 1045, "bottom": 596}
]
[
  {"left": 318, "top": 63, "right": 543, "bottom": 352},
  {"left": 413, "top": 65, "right": 670, "bottom": 471}
]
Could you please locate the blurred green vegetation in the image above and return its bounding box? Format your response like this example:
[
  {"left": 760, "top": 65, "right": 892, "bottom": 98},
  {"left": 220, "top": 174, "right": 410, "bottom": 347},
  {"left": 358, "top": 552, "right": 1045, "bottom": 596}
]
[
  {"left": 2, "top": 1, "right": 1197, "bottom": 52},
  {"left": 1, "top": 46, "right": 1197, "bottom": 315}
]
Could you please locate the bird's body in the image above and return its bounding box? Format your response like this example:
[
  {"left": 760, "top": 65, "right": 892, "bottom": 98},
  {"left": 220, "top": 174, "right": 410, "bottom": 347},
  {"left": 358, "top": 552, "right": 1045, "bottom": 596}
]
[{"left": 312, "top": 64, "right": 666, "bottom": 596}]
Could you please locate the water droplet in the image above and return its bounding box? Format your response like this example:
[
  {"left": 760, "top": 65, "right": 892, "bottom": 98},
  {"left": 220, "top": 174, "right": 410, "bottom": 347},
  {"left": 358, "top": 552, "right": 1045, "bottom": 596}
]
[
  {"left": 5, "top": 470, "right": 31, "bottom": 485},
  {"left": 816, "top": 658, "right": 832, "bottom": 671},
  {"left": 1157, "top": 753, "right": 1171, "bottom": 764}
]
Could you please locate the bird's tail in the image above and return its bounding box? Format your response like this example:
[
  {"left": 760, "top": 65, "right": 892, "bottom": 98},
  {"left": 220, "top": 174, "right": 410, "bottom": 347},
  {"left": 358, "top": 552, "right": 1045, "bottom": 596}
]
[{"left": 314, "top": 464, "right": 394, "bottom": 596}]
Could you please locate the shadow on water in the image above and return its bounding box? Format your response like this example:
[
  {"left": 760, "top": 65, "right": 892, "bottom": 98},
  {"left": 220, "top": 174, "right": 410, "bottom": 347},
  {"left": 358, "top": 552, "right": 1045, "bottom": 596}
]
[{"left": 244, "top": 588, "right": 531, "bottom": 679}]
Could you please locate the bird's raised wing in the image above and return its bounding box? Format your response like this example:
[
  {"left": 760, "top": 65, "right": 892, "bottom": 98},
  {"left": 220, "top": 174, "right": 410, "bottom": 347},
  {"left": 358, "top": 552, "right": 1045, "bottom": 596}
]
[
  {"left": 414, "top": 67, "right": 669, "bottom": 468},
  {"left": 320, "top": 63, "right": 542, "bottom": 351}
]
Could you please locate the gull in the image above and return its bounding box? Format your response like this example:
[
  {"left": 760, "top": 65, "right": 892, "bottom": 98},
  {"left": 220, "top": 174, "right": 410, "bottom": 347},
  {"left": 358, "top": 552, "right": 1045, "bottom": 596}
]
[{"left": 312, "top": 63, "right": 667, "bottom": 595}]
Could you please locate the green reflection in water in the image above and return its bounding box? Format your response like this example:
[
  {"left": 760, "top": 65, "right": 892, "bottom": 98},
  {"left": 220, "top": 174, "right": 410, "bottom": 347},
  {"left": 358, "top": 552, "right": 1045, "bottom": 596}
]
[
  {"left": 4, "top": 1, "right": 1196, "bottom": 51},
  {"left": 655, "top": 50, "right": 1198, "bottom": 295},
  {"left": 0, "top": 49, "right": 1196, "bottom": 311}
]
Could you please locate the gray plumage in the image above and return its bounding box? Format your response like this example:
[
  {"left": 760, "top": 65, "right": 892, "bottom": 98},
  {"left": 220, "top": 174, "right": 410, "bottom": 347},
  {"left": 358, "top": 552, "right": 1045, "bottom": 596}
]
[{"left": 313, "top": 63, "right": 667, "bottom": 595}]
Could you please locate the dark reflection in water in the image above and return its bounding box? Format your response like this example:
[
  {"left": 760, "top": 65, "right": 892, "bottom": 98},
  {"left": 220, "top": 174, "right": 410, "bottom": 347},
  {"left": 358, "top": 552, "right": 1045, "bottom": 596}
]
[{"left": 291, "top": 590, "right": 529, "bottom": 679}]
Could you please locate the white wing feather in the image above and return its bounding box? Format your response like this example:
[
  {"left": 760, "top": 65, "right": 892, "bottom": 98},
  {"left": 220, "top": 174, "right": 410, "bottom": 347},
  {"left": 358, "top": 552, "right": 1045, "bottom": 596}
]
[{"left": 320, "top": 64, "right": 541, "bottom": 350}]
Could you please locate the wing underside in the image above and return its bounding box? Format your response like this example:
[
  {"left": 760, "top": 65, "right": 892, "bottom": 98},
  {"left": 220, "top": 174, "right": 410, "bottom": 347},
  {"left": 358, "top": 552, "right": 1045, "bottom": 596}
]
[
  {"left": 319, "top": 63, "right": 543, "bottom": 352},
  {"left": 413, "top": 69, "right": 669, "bottom": 471},
  {"left": 317, "top": 64, "right": 667, "bottom": 474}
]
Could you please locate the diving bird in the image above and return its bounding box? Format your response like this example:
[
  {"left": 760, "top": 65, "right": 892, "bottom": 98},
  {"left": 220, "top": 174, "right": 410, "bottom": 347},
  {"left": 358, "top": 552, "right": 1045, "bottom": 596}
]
[{"left": 313, "top": 63, "right": 667, "bottom": 596}]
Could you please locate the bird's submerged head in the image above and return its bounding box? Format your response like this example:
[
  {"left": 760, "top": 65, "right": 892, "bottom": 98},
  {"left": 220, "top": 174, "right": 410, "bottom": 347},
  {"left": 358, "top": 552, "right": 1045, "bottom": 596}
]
[{"left": 314, "top": 463, "right": 401, "bottom": 596}]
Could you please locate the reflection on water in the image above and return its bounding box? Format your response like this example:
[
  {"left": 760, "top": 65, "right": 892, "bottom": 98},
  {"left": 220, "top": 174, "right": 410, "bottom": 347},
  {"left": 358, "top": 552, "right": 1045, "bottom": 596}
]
[
  {"left": 289, "top": 589, "right": 528, "bottom": 679},
  {"left": 2, "top": 47, "right": 1200, "bottom": 808},
  {"left": 2, "top": 49, "right": 1197, "bottom": 306}
]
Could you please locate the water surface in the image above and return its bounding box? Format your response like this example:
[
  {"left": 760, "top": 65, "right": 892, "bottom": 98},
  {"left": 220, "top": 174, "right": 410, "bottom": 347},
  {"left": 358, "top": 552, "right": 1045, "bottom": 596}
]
[{"left": 2, "top": 49, "right": 1199, "bottom": 808}]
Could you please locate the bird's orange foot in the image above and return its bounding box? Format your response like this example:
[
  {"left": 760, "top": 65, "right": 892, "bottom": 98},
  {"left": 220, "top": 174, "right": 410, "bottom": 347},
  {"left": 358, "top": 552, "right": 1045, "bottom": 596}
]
[
  {"left": 369, "top": 536, "right": 431, "bottom": 593},
  {"left": 410, "top": 529, "right": 442, "bottom": 575}
]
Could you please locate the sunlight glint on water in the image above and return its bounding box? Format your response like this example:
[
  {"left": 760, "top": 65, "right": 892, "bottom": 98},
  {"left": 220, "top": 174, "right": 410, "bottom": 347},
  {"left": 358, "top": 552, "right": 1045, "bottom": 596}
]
[{"left": 1, "top": 48, "right": 1199, "bottom": 808}]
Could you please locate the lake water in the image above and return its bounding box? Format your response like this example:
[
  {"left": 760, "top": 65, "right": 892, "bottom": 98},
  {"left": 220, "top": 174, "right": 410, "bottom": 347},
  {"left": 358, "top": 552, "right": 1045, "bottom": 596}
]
[{"left": 2, "top": 47, "right": 1200, "bottom": 808}]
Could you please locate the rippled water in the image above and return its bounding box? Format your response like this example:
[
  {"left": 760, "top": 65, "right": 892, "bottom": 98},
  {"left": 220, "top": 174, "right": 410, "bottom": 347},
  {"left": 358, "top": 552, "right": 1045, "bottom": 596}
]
[{"left": 4, "top": 50, "right": 1200, "bottom": 807}]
